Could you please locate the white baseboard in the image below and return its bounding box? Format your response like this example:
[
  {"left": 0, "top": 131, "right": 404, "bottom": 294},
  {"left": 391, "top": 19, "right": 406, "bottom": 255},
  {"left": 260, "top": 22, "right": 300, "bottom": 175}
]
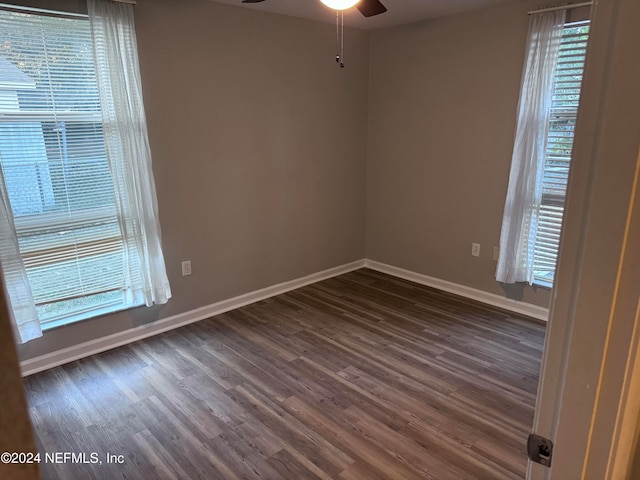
[
  {"left": 19, "top": 259, "right": 365, "bottom": 377},
  {"left": 20, "top": 258, "right": 548, "bottom": 376},
  {"left": 364, "top": 260, "right": 549, "bottom": 322}
]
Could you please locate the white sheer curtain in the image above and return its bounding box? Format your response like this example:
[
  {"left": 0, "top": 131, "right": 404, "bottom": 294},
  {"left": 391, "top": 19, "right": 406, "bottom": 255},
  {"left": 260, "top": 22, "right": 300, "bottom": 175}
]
[
  {"left": 88, "top": 0, "right": 171, "bottom": 306},
  {"left": 0, "top": 168, "right": 41, "bottom": 344},
  {"left": 496, "top": 10, "right": 566, "bottom": 284}
]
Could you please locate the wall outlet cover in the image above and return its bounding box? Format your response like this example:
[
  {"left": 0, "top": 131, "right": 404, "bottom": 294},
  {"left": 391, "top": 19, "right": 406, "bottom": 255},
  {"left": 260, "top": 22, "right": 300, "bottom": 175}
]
[{"left": 181, "top": 260, "right": 192, "bottom": 276}]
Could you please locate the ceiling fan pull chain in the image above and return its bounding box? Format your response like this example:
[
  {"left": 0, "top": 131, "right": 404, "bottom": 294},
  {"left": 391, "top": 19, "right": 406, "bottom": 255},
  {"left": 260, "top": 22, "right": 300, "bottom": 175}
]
[
  {"left": 336, "top": 10, "right": 340, "bottom": 65},
  {"left": 340, "top": 10, "right": 345, "bottom": 68}
]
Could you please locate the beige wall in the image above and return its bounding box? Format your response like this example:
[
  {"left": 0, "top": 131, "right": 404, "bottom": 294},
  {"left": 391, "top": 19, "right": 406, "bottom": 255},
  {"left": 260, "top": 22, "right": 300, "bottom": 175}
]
[
  {"left": 18, "top": 0, "right": 369, "bottom": 360},
  {"left": 365, "top": 0, "right": 569, "bottom": 307}
]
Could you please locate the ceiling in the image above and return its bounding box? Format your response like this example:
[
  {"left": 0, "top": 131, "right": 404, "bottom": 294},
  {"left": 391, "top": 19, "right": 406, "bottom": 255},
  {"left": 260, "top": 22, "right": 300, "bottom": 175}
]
[{"left": 208, "top": 0, "right": 520, "bottom": 30}]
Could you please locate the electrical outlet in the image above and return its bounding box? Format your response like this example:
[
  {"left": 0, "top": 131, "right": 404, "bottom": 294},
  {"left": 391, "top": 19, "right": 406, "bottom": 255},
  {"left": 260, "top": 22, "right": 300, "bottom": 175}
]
[
  {"left": 493, "top": 246, "right": 500, "bottom": 261},
  {"left": 181, "top": 260, "right": 192, "bottom": 276},
  {"left": 471, "top": 243, "right": 480, "bottom": 257}
]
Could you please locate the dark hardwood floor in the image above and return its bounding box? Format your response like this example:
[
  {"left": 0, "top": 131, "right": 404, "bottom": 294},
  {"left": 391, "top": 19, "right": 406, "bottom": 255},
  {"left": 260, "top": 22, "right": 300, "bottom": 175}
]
[{"left": 23, "top": 269, "right": 545, "bottom": 480}]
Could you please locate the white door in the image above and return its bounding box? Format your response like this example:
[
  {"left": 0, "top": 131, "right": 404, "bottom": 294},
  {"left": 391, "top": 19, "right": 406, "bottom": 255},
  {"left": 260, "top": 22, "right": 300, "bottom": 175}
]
[{"left": 529, "top": 0, "right": 640, "bottom": 478}]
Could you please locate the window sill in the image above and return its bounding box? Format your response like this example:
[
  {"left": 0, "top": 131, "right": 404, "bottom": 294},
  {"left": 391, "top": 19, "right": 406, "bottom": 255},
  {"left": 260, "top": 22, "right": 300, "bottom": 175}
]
[{"left": 40, "top": 301, "right": 144, "bottom": 332}]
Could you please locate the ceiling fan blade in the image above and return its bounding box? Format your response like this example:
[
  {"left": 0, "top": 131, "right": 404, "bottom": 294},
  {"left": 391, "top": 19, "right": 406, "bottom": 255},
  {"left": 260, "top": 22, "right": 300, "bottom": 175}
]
[
  {"left": 356, "top": 0, "right": 387, "bottom": 17},
  {"left": 241, "top": 0, "right": 265, "bottom": 3}
]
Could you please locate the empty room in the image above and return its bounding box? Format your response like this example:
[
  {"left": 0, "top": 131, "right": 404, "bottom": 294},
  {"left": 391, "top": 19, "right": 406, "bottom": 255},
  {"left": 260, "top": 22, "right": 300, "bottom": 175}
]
[{"left": 0, "top": 0, "right": 639, "bottom": 479}]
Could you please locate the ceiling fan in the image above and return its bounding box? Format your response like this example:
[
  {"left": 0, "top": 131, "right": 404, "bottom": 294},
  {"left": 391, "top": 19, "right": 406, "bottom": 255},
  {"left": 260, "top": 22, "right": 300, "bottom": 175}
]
[
  {"left": 240, "top": 0, "right": 387, "bottom": 67},
  {"left": 240, "top": 0, "right": 388, "bottom": 18}
]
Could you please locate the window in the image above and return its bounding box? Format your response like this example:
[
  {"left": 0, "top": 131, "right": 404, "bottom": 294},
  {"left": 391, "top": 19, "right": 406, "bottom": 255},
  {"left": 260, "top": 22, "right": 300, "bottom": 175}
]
[
  {"left": 496, "top": 11, "right": 590, "bottom": 287},
  {"left": 0, "top": 10, "right": 130, "bottom": 328},
  {"left": 0, "top": 2, "right": 170, "bottom": 336},
  {"left": 533, "top": 21, "right": 590, "bottom": 286}
]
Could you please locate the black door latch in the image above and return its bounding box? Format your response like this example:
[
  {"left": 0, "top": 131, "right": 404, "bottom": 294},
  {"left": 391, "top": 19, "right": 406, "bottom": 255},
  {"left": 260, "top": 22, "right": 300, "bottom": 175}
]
[{"left": 527, "top": 433, "right": 554, "bottom": 467}]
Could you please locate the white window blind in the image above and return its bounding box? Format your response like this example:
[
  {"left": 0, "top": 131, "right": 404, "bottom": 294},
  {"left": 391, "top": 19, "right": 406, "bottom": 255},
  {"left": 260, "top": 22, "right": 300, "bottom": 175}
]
[
  {"left": 0, "top": 7, "right": 141, "bottom": 327},
  {"left": 533, "top": 21, "right": 590, "bottom": 286}
]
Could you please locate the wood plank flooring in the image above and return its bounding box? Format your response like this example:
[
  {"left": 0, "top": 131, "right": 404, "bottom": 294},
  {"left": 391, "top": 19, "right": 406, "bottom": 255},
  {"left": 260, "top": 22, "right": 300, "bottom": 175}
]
[{"left": 22, "top": 269, "right": 545, "bottom": 480}]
